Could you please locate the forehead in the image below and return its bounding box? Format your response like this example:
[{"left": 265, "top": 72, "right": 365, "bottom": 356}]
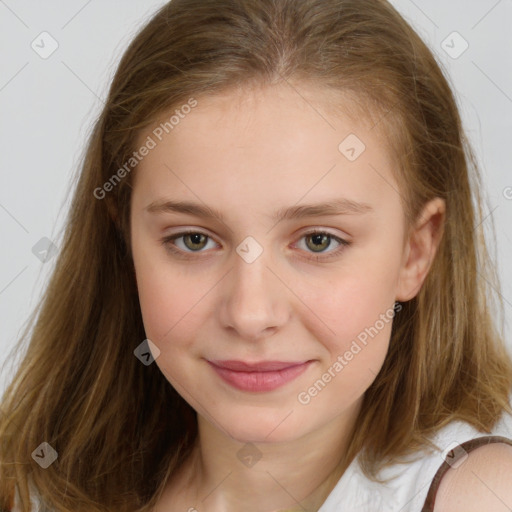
[{"left": 131, "top": 82, "right": 402, "bottom": 217}]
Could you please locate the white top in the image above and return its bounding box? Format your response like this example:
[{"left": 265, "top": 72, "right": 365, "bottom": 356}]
[
  {"left": 12, "top": 410, "right": 512, "bottom": 511},
  {"left": 318, "top": 409, "right": 512, "bottom": 511}
]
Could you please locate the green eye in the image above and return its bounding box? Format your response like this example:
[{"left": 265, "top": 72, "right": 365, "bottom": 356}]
[
  {"left": 305, "top": 232, "right": 332, "bottom": 252},
  {"left": 160, "top": 229, "right": 350, "bottom": 261},
  {"left": 181, "top": 232, "right": 208, "bottom": 251},
  {"left": 295, "top": 230, "right": 350, "bottom": 260}
]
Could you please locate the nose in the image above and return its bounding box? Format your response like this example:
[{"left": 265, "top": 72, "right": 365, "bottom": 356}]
[{"left": 218, "top": 247, "right": 290, "bottom": 342}]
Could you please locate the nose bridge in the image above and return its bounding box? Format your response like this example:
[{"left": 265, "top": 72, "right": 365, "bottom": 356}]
[{"left": 220, "top": 240, "right": 289, "bottom": 340}]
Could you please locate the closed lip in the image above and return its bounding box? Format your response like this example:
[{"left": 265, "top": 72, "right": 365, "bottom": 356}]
[{"left": 207, "top": 360, "right": 311, "bottom": 372}]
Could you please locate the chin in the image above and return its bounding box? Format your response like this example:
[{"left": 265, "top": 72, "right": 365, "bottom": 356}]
[{"left": 215, "top": 410, "right": 307, "bottom": 445}]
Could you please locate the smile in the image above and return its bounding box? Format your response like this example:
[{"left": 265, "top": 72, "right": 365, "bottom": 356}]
[{"left": 206, "top": 360, "right": 314, "bottom": 392}]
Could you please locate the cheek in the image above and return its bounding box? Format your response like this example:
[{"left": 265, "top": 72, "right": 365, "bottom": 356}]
[
  {"left": 134, "top": 266, "right": 209, "bottom": 397},
  {"left": 131, "top": 231, "right": 200, "bottom": 346},
  {"left": 295, "top": 276, "right": 397, "bottom": 414},
  {"left": 292, "top": 241, "right": 402, "bottom": 401},
  {"left": 136, "top": 267, "right": 204, "bottom": 347},
  {"left": 299, "top": 258, "right": 400, "bottom": 351}
]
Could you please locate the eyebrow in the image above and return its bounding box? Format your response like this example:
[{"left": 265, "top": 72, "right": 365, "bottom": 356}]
[{"left": 145, "top": 198, "right": 373, "bottom": 223}]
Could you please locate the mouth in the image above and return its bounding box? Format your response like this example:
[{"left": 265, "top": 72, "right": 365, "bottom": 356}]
[{"left": 206, "top": 359, "right": 314, "bottom": 392}]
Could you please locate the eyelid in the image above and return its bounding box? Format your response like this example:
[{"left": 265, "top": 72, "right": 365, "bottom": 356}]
[
  {"left": 160, "top": 229, "right": 220, "bottom": 257},
  {"left": 294, "top": 226, "right": 352, "bottom": 242},
  {"left": 291, "top": 228, "right": 350, "bottom": 260},
  {"left": 160, "top": 227, "right": 351, "bottom": 260}
]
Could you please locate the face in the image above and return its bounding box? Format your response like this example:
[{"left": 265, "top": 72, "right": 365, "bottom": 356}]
[{"left": 129, "top": 82, "right": 421, "bottom": 444}]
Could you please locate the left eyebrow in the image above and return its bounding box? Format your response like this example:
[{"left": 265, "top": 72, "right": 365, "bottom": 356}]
[
  {"left": 145, "top": 197, "right": 374, "bottom": 223},
  {"left": 269, "top": 198, "right": 374, "bottom": 221}
]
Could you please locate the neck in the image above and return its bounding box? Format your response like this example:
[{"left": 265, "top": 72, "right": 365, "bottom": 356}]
[{"left": 184, "top": 398, "right": 362, "bottom": 511}]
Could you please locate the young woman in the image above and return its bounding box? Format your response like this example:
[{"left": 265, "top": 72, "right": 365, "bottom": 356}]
[{"left": 2, "top": 0, "right": 512, "bottom": 510}]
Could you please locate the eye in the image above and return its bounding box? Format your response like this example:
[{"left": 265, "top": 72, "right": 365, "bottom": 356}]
[
  {"left": 160, "top": 230, "right": 218, "bottom": 258},
  {"left": 294, "top": 230, "right": 350, "bottom": 261},
  {"left": 160, "top": 229, "right": 350, "bottom": 261}
]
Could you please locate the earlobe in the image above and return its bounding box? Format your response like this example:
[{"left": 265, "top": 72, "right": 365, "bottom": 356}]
[{"left": 396, "top": 197, "right": 445, "bottom": 302}]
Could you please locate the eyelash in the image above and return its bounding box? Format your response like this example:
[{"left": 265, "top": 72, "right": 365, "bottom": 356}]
[{"left": 159, "top": 229, "right": 351, "bottom": 262}]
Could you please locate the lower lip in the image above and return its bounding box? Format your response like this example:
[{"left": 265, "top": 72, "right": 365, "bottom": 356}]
[{"left": 207, "top": 361, "right": 313, "bottom": 392}]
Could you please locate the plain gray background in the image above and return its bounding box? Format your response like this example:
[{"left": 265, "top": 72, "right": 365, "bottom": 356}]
[{"left": 1, "top": 0, "right": 511, "bottom": 395}]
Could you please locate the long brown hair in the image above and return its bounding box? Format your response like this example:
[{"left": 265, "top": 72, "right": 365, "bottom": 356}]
[{"left": 2, "top": 0, "right": 512, "bottom": 510}]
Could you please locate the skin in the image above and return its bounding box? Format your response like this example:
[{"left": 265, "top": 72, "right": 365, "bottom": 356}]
[{"left": 129, "top": 81, "right": 445, "bottom": 511}]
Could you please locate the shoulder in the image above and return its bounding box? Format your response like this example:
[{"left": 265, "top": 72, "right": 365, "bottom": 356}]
[{"left": 433, "top": 441, "right": 512, "bottom": 512}]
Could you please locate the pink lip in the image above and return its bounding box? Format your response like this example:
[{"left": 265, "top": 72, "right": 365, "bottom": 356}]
[{"left": 207, "top": 359, "right": 313, "bottom": 392}]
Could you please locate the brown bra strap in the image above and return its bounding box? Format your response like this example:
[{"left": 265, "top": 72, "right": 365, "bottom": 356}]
[{"left": 421, "top": 435, "right": 512, "bottom": 511}]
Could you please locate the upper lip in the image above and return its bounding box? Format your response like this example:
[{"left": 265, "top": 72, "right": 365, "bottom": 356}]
[{"left": 208, "top": 360, "right": 311, "bottom": 372}]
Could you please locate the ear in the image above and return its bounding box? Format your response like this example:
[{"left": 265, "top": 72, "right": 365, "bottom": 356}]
[{"left": 396, "top": 197, "right": 445, "bottom": 302}]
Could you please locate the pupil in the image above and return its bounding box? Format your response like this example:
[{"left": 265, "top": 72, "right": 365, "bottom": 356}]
[
  {"left": 310, "top": 233, "right": 329, "bottom": 252},
  {"left": 187, "top": 233, "right": 205, "bottom": 249}
]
